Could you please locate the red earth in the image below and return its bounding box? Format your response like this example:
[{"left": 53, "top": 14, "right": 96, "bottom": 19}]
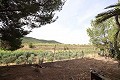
[{"left": 0, "top": 57, "right": 120, "bottom": 80}]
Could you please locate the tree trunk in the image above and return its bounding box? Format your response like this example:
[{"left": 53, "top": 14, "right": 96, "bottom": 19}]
[{"left": 114, "top": 30, "right": 120, "bottom": 54}]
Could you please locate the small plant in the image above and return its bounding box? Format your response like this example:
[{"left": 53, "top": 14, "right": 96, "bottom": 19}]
[
  {"left": 27, "top": 57, "right": 33, "bottom": 64},
  {"left": 15, "top": 59, "right": 21, "bottom": 64},
  {"left": 29, "top": 43, "right": 34, "bottom": 48}
]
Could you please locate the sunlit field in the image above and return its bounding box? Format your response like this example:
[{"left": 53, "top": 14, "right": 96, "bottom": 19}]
[{"left": 0, "top": 44, "right": 98, "bottom": 66}]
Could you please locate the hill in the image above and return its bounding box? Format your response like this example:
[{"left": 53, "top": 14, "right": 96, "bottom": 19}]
[{"left": 22, "top": 37, "right": 61, "bottom": 44}]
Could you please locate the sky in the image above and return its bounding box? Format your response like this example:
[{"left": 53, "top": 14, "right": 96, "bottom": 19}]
[{"left": 27, "top": 0, "right": 118, "bottom": 44}]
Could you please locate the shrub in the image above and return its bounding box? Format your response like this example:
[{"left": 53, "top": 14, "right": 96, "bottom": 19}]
[{"left": 29, "top": 43, "right": 34, "bottom": 48}]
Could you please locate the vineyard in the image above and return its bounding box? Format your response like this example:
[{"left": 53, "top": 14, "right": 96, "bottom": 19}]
[
  {"left": 0, "top": 44, "right": 98, "bottom": 66},
  {"left": 1, "top": 44, "right": 120, "bottom": 80}
]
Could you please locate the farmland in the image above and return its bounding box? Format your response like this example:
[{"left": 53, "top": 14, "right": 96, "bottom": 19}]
[
  {"left": 0, "top": 43, "right": 97, "bottom": 66},
  {"left": 1, "top": 43, "right": 120, "bottom": 80},
  {"left": 0, "top": 37, "right": 120, "bottom": 80}
]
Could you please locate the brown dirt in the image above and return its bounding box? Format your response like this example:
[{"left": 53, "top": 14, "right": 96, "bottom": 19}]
[{"left": 0, "top": 57, "right": 120, "bottom": 80}]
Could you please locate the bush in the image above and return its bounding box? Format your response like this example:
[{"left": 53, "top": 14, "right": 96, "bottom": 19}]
[{"left": 29, "top": 43, "right": 34, "bottom": 48}]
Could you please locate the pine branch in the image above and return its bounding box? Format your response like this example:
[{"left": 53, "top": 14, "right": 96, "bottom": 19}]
[
  {"left": 105, "top": 3, "right": 120, "bottom": 9},
  {"left": 95, "top": 9, "right": 120, "bottom": 24},
  {"left": 0, "top": 9, "right": 23, "bottom": 12}
]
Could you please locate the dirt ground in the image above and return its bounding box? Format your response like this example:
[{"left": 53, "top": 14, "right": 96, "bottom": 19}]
[{"left": 0, "top": 57, "right": 120, "bottom": 80}]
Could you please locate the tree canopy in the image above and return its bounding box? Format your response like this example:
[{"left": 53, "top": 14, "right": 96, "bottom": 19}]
[
  {"left": 87, "top": 18, "right": 117, "bottom": 49},
  {"left": 95, "top": 2, "right": 120, "bottom": 25},
  {"left": 88, "top": 1, "right": 120, "bottom": 59},
  {"left": 0, "top": 0, "right": 65, "bottom": 50}
]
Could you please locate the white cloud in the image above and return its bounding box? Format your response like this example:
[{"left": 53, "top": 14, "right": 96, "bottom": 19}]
[
  {"left": 27, "top": 23, "right": 70, "bottom": 43},
  {"left": 27, "top": 0, "right": 117, "bottom": 44},
  {"left": 27, "top": 22, "right": 89, "bottom": 44}
]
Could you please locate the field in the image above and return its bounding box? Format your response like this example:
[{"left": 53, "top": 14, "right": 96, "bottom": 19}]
[
  {"left": 0, "top": 57, "right": 120, "bottom": 80},
  {"left": 0, "top": 44, "right": 120, "bottom": 80},
  {"left": 0, "top": 44, "right": 97, "bottom": 66}
]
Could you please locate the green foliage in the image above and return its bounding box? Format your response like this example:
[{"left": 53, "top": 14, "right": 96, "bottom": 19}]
[
  {"left": 27, "top": 54, "right": 34, "bottom": 64},
  {"left": 0, "top": 38, "right": 22, "bottom": 51},
  {"left": 0, "top": 45, "right": 97, "bottom": 65},
  {"left": 93, "top": 0, "right": 120, "bottom": 59},
  {"left": 87, "top": 18, "right": 117, "bottom": 49},
  {"left": 29, "top": 43, "right": 34, "bottom": 48}
]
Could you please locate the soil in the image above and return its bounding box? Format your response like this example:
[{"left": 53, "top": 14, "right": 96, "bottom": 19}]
[{"left": 0, "top": 57, "right": 120, "bottom": 80}]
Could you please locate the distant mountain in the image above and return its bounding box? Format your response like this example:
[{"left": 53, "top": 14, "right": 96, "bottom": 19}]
[{"left": 22, "top": 37, "right": 61, "bottom": 44}]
